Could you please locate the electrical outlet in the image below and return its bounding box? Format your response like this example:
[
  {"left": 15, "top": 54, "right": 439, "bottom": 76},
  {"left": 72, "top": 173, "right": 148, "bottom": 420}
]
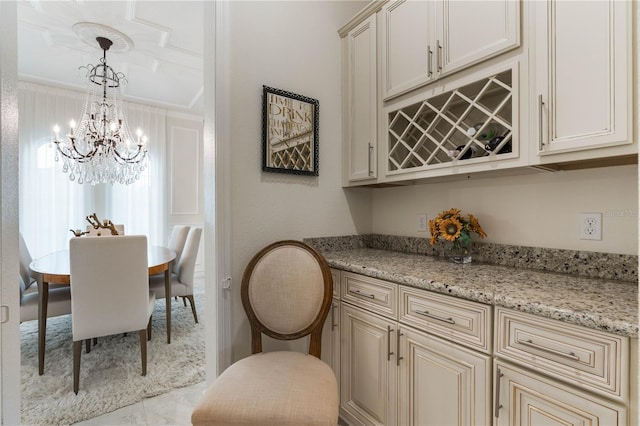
[
  {"left": 417, "top": 214, "right": 428, "bottom": 232},
  {"left": 579, "top": 213, "right": 602, "bottom": 240}
]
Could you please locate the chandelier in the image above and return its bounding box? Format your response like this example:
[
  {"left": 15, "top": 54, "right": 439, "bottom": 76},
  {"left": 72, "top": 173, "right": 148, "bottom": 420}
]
[{"left": 52, "top": 34, "right": 148, "bottom": 185}]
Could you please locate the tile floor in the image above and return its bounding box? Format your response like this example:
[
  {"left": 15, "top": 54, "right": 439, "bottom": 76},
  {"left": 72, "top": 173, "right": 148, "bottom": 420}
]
[{"left": 74, "top": 381, "right": 208, "bottom": 425}]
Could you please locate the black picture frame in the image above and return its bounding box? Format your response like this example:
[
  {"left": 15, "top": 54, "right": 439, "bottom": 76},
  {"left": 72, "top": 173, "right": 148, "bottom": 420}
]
[{"left": 262, "top": 86, "right": 319, "bottom": 176}]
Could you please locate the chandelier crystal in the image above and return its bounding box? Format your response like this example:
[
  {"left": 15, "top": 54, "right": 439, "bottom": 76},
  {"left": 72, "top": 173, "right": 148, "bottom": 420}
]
[{"left": 52, "top": 36, "right": 148, "bottom": 185}]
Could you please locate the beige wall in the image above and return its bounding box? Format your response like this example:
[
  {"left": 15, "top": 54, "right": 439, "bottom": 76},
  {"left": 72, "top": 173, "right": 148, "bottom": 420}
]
[
  {"left": 226, "top": 0, "right": 638, "bottom": 362},
  {"left": 371, "top": 164, "right": 638, "bottom": 255},
  {"left": 229, "top": 1, "right": 371, "bottom": 360}
]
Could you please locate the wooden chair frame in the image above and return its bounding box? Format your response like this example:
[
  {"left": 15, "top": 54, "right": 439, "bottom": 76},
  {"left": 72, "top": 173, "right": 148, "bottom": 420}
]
[{"left": 240, "top": 240, "right": 333, "bottom": 358}]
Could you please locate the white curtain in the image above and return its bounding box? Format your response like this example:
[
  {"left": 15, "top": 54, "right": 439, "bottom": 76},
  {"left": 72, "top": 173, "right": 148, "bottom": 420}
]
[{"left": 18, "top": 81, "right": 167, "bottom": 259}]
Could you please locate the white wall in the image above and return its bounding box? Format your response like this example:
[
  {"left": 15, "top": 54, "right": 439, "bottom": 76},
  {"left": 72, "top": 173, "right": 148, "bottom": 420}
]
[
  {"left": 229, "top": 1, "right": 371, "bottom": 359},
  {"left": 166, "top": 113, "right": 205, "bottom": 271},
  {"left": 371, "top": 164, "right": 638, "bottom": 255}
]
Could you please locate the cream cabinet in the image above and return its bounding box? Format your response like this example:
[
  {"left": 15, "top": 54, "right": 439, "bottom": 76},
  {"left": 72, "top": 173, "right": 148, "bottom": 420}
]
[
  {"left": 494, "top": 308, "right": 632, "bottom": 425},
  {"left": 381, "top": 0, "right": 520, "bottom": 100},
  {"left": 494, "top": 361, "right": 626, "bottom": 425},
  {"left": 384, "top": 62, "right": 524, "bottom": 181},
  {"left": 398, "top": 327, "right": 491, "bottom": 426},
  {"left": 339, "top": 271, "right": 492, "bottom": 426},
  {"left": 343, "top": 14, "right": 377, "bottom": 183},
  {"left": 321, "top": 269, "right": 341, "bottom": 396},
  {"left": 533, "top": 0, "right": 633, "bottom": 162},
  {"left": 340, "top": 303, "right": 398, "bottom": 426}
]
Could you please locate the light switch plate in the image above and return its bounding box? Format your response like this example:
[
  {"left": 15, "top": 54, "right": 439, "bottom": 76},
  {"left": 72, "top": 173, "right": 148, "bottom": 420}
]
[{"left": 417, "top": 214, "right": 427, "bottom": 232}]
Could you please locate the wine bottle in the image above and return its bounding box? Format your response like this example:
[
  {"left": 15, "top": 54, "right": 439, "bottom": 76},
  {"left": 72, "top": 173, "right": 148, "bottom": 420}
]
[{"left": 466, "top": 122, "right": 501, "bottom": 141}]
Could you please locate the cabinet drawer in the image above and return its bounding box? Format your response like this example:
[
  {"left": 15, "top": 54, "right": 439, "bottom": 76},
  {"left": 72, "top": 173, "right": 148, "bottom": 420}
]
[
  {"left": 341, "top": 272, "right": 397, "bottom": 320},
  {"left": 495, "top": 308, "right": 629, "bottom": 401},
  {"left": 399, "top": 286, "right": 491, "bottom": 354}
]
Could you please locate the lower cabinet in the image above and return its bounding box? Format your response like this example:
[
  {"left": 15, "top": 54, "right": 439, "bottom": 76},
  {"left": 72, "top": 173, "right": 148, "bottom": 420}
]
[
  {"left": 340, "top": 303, "right": 491, "bottom": 426},
  {"left": 340, "top": 304, "right": 397, "bottom": 426},
  {"left": 398, "top": 327, "right": 491, "bottom": 426},
  {"left": 494, "top": 360, "right": 626, "bottom": 425},
  {"left": 334, "top": 271, "right": 635, "bottom": 426},
  {"left": 321, "top": 297, "right": 341, "bottom": 393}
]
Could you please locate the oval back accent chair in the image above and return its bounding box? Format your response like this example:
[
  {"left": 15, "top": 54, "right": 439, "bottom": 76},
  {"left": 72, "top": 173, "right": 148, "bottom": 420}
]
[{"left": 191, "top": 240, "right": 338, "bottom": 426}]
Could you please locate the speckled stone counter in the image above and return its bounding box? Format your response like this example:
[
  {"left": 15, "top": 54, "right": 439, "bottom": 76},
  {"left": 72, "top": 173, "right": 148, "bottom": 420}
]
[{"left": 320, "top": 248, "right": 638, "bottom": 338}]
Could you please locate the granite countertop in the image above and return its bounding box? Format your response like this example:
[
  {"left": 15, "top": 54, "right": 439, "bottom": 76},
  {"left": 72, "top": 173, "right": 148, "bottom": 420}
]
[{"left": 322, "top": 248, "right": 638, "bottom": 338}]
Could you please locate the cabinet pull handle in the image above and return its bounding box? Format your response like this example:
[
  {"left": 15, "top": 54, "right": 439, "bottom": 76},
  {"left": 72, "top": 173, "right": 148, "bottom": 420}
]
[
  {"left": 414, "top": 309, "right": 455, "bottom": 324},
  {"left": 518, "top": 338, "right": 580, "bottom": 361},
  {"left": 494, "top": 367, "right": 504, "bottom": 418},
  {"left": 331, "top": 302, "right": 338, "bottom": 330},
  {"left": 387, "top": 326, "right": 394, "bottom": 361},
  {"left": 396, "top": 329, "right": 403, "bottom": 366},
  {"left": 437, "top": 40, "right": 442, "bottom": 71},
  {"left": 348, "top": 289, "right": 375, "bottom": 299},
  {"left": 427, "top": 45, "right": 433, "bottom": 76},
  {"left": 538, "top": 94, "right": 545, "bottom": 150},
  {"left": 367, "top": 143, "right": 373, "bottom": 176}
]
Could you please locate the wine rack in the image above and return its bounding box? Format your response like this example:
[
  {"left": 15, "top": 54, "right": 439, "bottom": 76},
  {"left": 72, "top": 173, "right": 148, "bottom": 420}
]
[{"left": 386, "top": 67, "right": 515, "bottom": 174}]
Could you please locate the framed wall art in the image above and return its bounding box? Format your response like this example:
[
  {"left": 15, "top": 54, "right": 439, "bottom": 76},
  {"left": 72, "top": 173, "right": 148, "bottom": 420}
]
[{"left": 262, "top": 86, "right": 319, "bottom": 176}]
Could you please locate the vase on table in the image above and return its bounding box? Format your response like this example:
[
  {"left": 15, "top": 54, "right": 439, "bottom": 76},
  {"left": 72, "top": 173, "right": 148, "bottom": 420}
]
[{"left": 447, "top": 239, "right": 472, "bottom": 264}]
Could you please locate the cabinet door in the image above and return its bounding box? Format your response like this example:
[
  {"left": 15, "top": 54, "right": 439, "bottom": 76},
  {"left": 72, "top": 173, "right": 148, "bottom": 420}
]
[
  {"left": 535, "top": 0, "right": 630, "bottom": 155},
  {"left": 495, "top": 361, "right": 626, "bottom": 426},
  {"left": 398, "top": 327, "right": 491, "bottom": 426},
  {"left": 345, "top": 15, "right": 377, "bottom": 182},
  {"left": 436, "top": 0, "right": 520, "bottom": 76},
  {"left": 380, "top": 0, "right": 435, "bottom": 99},
  {"left": 340, "top": 304, "right": 397, "bottom": 426},
  {"left": 321, "top": 299, "right": 341, "bottom": 395}
]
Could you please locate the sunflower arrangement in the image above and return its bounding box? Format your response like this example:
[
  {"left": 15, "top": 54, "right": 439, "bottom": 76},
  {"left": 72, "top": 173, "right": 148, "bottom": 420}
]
[{"left": 428, "top": 208, "right": 487, "bottom": 249}]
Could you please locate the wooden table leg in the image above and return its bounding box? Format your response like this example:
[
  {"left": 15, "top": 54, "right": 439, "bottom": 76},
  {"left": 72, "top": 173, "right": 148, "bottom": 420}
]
[
  {"left": 37, "top": 276, "right": 49, "bottom": 375},
  {"left": 165, "top": 268, "right": 171, "bottom": 344}
]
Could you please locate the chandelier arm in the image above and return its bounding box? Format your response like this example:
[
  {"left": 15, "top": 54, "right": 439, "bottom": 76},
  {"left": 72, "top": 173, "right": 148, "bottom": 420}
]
[{"left": 112, "top": 145, "right": 147, "bottom": 164}]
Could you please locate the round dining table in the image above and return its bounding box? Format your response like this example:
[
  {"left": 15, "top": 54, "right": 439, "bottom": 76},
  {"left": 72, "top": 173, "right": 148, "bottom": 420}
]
[{"left": 30, "top": 246, "right": 176, "bottom": 375}]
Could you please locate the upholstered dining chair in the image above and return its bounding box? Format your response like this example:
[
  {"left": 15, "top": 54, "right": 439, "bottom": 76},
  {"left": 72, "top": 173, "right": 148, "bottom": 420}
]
[
  {"left": 19, "top": 233, "right": 71, "bottom": 323},
  {"left": 149, "top": 227, "right": 201, "bottom": 323},
  {"left": 191, "top": 240, "right": 338, "bottom": 426},
  {"left": 69, "top": 235, "right": 155, "bottom": 394},
  {"left": 166, "top": 225, "right": 190, "bottom": 270}
]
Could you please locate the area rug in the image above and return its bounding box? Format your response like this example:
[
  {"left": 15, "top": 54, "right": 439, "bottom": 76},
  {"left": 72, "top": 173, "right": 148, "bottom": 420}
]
[{"left": 20, "top": 292, "right": 205, "bottom": 425}]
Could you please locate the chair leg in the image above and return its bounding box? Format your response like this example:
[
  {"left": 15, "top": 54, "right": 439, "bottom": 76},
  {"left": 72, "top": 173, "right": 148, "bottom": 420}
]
[
  {"left": 185, "top": 295, "right": 198, "bottom": 323},
  {"left": 73, "top": 340, "right": 82, "bottom": 394},
  {"left": 85, "top": 338, "right": 91, "bottom": 353},
  {"left": 147, "top": 316, "right": 152, "bottom": 341},
  {"left": 182, "top": 297, "right": 187, "bottom": 307},
  {"left": 139, "top": 329, "right": 147, "bottom": 376}
]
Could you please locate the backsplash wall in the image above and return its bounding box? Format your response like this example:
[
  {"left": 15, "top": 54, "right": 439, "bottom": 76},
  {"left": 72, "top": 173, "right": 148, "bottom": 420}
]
[
  {"left": 369, "top": 164, "right": 638, "bottom": 255},
  {"left": 304, "top": 234, "right": 637, "bottom": 282}
]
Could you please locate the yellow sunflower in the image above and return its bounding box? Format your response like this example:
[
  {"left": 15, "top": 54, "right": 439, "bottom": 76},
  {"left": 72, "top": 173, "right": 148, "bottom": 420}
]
[
  {"left": 438, "top": 217, "right": 463, "bottom": 241},
  {"left": 428, "top": 219, "right": 439, "bottom": 245},
  {"left": 435, "top": 208, "right": 461, "bottom": 222},
  {"left": 468, "top": 214, "right": 487, "bottom": 238}
]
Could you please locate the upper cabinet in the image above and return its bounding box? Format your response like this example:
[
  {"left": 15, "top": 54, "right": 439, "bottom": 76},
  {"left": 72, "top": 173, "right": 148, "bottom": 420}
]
[
  {"left": 381, "top": 0, "right": 520, "bottom": 100},
  {"left": 340, "top": 0, "right": 636, "bottom": 187},
  {"left": 533, "top": 0, "right": 633, "bottom": 162},
  {"left": 343, "top": 14, "right": 378, "bottom": 183}
]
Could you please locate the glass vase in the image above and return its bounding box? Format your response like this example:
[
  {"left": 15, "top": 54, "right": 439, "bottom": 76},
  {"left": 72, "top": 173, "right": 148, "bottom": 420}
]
[{"left": 447, "top": 239, "right": 472, "bottom": 264}]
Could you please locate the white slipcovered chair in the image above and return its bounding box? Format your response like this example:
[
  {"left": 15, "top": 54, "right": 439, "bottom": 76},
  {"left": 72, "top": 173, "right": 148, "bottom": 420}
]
[
  {"left": 191, "top": 240, "right": 338, "bottom": 426},
  {"left": 19, "top": 232, "right": 71, "bottom": 323},
  {"left": 69, "top": 235, "right": 155, "bottom": 394},
  {"left": 149, "top": 227, "right": 201, "bottom": 323},
  {"left": 167, "top": 225, "right": 190, "bottom": 268}
]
